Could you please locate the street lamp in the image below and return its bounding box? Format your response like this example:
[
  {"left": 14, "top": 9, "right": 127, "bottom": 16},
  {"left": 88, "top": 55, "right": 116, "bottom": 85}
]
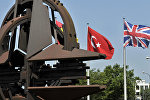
[
  {"left": 145, "top": 57, "right": 150, "bottom": 78},
  {"left": 143, "top": 71, "right": 150, "bottom": 79},
  {"left": 143, "top": 57, "right": 150, "bottom": 100},
  {"left": 142, "top": 71, "right": 150, "bottom": 100},
  {"left": 146, "top": 57, "right": 150, "bottom": 59}
]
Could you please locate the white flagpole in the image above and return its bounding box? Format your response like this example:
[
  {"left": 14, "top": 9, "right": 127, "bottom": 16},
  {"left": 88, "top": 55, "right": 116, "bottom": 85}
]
[
  {"left": 87, "top": 23, "right": 90, "bottom": 100},
  {"left": 54, "top": 17, "right": 58, "bottom": 44},
  {"left": 123, "top": 18, "right": 127, "bottom": 100},
  {"left": 87, "top": 63, "right": 90, "bottom": 100},
  {"left": 123, "top": 47, "right": 127, "bottom": 100}
]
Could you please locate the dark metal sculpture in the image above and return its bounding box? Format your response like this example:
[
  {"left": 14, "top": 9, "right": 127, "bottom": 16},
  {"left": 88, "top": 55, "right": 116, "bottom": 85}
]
[{"left": 0, "top": 0, "right": 106, "bottom": 100}]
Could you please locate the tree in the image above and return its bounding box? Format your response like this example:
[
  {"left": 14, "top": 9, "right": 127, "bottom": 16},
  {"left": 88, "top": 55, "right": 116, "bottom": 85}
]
[
  {"left": 141, "top": 88, "right": 150, "bottom": 100},
  {"left": 79, "top": 64, "right": 140, "bottom": 100}
]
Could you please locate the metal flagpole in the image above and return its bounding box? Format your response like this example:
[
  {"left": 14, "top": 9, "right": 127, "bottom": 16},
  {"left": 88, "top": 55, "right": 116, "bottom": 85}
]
[
  {"left": 87, "top": 23, "right": 90, "bottom": 100},
  {"left": 123, "top": 47, "right": 127, "bottom": 100},
  {"left": 51, "top": 8, "right": 58, "bottom": 44},
  {"left": 123, "top": 18, "right": 127, "bottom": 100},
  {"left": 54, "top": 18, "right": 58, "bottom": 44},
  {"left": 87, "top": 66, "right": 90, "bottom": 100}
]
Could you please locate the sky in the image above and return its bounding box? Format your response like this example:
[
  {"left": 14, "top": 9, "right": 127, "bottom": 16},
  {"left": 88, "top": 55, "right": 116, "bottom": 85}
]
[{"left": 1, "top": 0, "right": 150, "bottom": 82}]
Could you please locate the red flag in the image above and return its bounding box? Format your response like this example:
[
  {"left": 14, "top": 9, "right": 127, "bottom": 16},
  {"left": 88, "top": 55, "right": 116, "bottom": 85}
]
[
  {"left": 56, "top": 20, "right": 63, "bottom": 45},
  {"left": 56, "top": 20, "right": 63, "bottom": 32},
  {"left": 87, "top": 27, "right": 114, "bottom": 59}
]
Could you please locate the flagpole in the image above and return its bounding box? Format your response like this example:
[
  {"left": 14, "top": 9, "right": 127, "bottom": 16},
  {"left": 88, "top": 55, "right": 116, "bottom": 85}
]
[
  {"left": 87, "top": 62, "right": 90, "bottom": 100},
  {"left": 54, "top": 17, "right": 58, "bottom": 44},
  {"left": 87, "top": 23, "right": 90, "bottom": 100},
  {"left": 123, "top": 18, "right": 127, "bottom": 100},
  {"left": 123, "top": 47, "right": 127, "bottom": 100}
]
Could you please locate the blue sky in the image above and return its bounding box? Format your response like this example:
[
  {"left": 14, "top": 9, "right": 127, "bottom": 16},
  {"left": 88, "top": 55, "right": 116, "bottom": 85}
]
[{"left": 1, "top": 0, "right": 150, "bottom": 82}]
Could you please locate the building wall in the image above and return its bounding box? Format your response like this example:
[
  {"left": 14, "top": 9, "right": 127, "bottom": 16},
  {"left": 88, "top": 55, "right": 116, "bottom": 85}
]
[{"left": 135, "top": 80, "right": 149, "bottom": 100}]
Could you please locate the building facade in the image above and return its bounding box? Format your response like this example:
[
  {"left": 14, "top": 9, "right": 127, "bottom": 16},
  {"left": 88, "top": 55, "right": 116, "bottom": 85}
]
[{"left": 135, "top": 80, "right": 149, "bottom": 100}]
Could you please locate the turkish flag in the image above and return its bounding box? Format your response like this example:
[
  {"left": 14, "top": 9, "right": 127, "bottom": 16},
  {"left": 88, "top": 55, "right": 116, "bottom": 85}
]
[{"left": 87, "top": 27, "right": 114, "bottom": 59}]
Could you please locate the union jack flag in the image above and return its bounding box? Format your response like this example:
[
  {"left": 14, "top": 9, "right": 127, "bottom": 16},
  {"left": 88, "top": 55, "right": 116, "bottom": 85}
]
[{"left": 124, "top": 20, "right": 150, "bottom": 48}]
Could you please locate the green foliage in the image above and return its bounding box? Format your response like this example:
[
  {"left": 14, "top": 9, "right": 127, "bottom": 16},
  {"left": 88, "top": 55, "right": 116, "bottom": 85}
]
[
  {"left": 79, "top": 64, "right": 140, "bottom": 100},
  {"left": 141, "top": 88, "right": 150, "bottom": 100}
]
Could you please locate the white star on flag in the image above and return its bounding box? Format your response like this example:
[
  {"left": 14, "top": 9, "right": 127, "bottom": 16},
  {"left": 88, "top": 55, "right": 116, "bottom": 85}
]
[{"left": 96, "top": 42, "right": 101, "bottom": 48}]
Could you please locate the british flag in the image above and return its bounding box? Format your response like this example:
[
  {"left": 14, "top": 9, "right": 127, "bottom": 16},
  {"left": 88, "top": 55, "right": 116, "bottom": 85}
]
[{"left": 124, "top": 20, "right": 150, "bottom": 48}]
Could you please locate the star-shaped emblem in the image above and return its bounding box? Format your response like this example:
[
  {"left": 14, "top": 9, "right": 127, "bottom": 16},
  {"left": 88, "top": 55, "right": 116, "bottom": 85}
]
[{"left": 96, "top": 42, "right": 101, "bottom": 48}]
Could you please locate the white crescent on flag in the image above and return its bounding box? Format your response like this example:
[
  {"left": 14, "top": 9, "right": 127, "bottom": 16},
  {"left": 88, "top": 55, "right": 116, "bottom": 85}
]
[
  {"left": 91, "top": 36, "right": 97, "bottom": 48},
  {"left": 91, "top": 36, "right": 101, "bottom": 48}
]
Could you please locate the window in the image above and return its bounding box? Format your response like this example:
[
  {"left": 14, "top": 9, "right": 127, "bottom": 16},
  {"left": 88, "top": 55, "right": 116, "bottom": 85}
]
[
  {"left": 140, "top": 86, "right": 143, "bottom": 91},
  {"left": 136, "top": 85, "right": 139, "bottom": 90},
  {"left": 136, "top": 92, "right": 140, "bottom": 95},
  {"left": 145, "top": 86, "right": 148, "bottom": 90}
]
